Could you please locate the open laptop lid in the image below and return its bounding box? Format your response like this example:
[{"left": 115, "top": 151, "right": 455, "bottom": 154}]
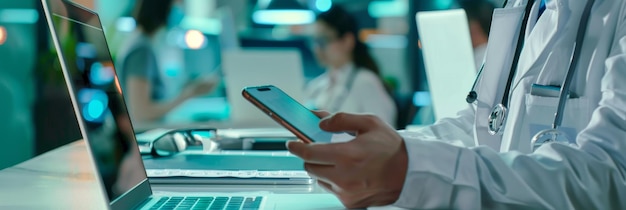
[
  {"left": 41, "top": 0, "right": 152, "bottom": 209},
  {"left": 416, "top": 9, "right": 477, "bottom": 120}
]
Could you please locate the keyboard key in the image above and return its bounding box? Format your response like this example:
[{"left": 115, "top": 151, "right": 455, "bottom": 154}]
[
  {"left": 230, "top": 197, "right": 244, "bottom": 202},
  {"left": 151, "top": 196, "right": 264, "bottom": 210}
]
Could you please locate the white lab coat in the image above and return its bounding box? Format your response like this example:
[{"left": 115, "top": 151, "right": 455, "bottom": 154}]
[
  {"left": 392, "top": 0, "right": 626, "bottom": 209},
  {"left": 305, "top": 63, "right": 397, "bottom": 125}
]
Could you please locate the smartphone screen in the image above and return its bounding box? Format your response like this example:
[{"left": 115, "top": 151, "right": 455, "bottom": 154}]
[{"left": 242, "top": 85, "right": 333, "bottom": 143}]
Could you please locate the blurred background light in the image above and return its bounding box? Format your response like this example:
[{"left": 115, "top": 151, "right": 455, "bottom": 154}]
[
  {"left": 76, "top": 42, "right": 97, "bottom": 58},
  {"left": 78, "top": 89, "right": 109, "bottom": 123},
  {"left": 180, "top": 17, "right": 221, "bottom": 35},
  {"left": 185, "top": 29, "right": 207, "bottom": 50},
  {"left": 89, "top": 62, "right": 116, "bottom": 86},
  {"left": 315, "top": 0, "right": 332, "bottom": 12},
  {"left": 368, "top": 0, "right": 408, "bottom": 18},
  {"left": 413, "top": 91, "right": 432, "bottom": 107},
  {"left": 253, "top": 10, "right": 315, "bottom": 25},
  {"left": 0, "top": 26, "right": 6, "bottom": 45},
  {"left": 254, "top": 0, "right": 315, "bottom": 25},
  {"left": 0, "top": 9, "right": 38, "bottom": 24},
  {"left": 115, "top": 17, "right": 136, "bottom": 32}
]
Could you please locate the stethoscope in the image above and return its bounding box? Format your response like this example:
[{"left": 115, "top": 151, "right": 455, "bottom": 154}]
[{"left": 466, "top": 0, "right": 595, "bottom": 151}]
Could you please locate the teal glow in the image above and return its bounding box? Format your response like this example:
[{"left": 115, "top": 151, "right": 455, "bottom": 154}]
[
  {"left": 368, "top": 0, "right": 408, "bottom": 18},
  {"left": 90, "top": 62, "right": 115, "bottom": 86},
  {"left": 253, "top": 10, "right": 315, "bottom": 25},
  {"left": 413, "top": 91, "right": 432, "bottom": 107},
  {"left": 86, "top": 100, "right": 105, "bottom": 120},
  {"left": 0, "top": 9, "right": 38, "bottom": 24},
  {"left": 434, "top": 0, "right": 455, "bottom": 9},
  {"left": 78, "top": 89, "right": 109, "bottom": 122},
  {"left": 315, "top": 0, "right": 332, "bottom": 12},
  {"left": 164, "top": 64, "right": 181, "bottom": 77}
]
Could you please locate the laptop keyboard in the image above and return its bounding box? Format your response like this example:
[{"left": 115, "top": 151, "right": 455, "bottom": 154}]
[{"left": 150, "top": 196, "right": 263, "bottom": 210}]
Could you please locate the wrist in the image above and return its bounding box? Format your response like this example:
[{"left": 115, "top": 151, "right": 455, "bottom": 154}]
[{"left": 383, "top": 139, "right": 409, "bottom": 204}]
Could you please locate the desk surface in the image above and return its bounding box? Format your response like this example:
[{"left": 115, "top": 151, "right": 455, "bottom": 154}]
[
  {"left": 0, "top": 141, "right": 108, "bottom": 209},
  {"left": 0, "top": 140, "right": 347, "bottom": 210}
]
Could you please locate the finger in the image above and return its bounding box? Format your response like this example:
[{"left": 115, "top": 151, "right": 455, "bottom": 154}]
[
  {"left": 312, "top": 110, "right": 331, "bottom": 119},
  {"left": 319, "top": 112, "right": 381, "bottom": 133},
  {"left": 287, "top": 141, "right": 347, "bottom": 165},
  {"left": 317, "top": 180, "right": 337, "bottom": 194},
  {"left": 304, "top": 163, "right": 338, "bottom": 184}
]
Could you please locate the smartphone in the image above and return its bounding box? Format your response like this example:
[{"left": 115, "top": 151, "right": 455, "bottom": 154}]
[{"left": 242, "top": 85, "right": 333, "bottom": 143}]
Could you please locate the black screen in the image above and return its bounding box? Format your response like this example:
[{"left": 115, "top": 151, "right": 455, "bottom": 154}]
[
  {"left": 46, "top": 0, "right": 147, "bottom": 203},
  {"left": 244, "top": 85, "right": 333, "bottom": 142}
]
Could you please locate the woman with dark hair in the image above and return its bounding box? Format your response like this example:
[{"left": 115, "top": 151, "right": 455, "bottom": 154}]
[
  {"left": 116, "top": 0, "right": 216, "bottom": 122},
  {"left": 305, "top": 5, "right": 396, "bottom": 125}
]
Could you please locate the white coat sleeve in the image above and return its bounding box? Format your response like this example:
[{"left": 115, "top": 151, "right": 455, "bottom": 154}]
[
  {"left": 399, "top": 104, "right": 477, "bottom": 147},
  {"left": 391, "top": 23, "right": 626, "bottom": 210}
]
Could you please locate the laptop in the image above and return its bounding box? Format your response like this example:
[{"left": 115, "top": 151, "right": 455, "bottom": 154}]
[
  {"left": 416, "top": 9, "right": 478, "bottom": 120},
  {"left": 41, "top": 1, "right": 342, "bottom": 209},
  {"left": 222, "top": 49, "right": 305, "bottom": 127}
]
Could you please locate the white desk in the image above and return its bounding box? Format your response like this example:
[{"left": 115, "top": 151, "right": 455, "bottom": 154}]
[
  {"left": 0, "top": 140, "right": 344, "bottom": 210},
  {"left": 0, "top": 141, "right": 108, "bottom": 209}
]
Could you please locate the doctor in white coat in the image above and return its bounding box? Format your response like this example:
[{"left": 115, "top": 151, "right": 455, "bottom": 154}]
[{"left": 287, "top": 0, "right": 626, "bottom": 209}]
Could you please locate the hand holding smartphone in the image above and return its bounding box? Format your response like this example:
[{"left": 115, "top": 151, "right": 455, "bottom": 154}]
[{"left": 242, "top": 85, "right": 336, "bottom": 143}]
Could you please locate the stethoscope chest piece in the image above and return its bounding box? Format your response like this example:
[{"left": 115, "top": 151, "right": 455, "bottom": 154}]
[
  {"left": 531, "top": 129, "right": 572, "bottom": 151},
  {"left": 488, "top": 103, "right": 508, "bottom": 135}
]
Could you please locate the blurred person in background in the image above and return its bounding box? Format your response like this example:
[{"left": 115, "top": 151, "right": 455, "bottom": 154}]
[
  {"left": 305, "top": 5, "right": 396, "bottom": 126},
  {"left": 459, "top": 0, "right": 496, "bottom": 70},
  {"left": 115, "top": 0, "right": 216, "bottom": 123}
]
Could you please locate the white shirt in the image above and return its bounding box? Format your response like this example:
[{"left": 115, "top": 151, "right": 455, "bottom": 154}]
[
  {"left": 305, "top": 63, "right": 397, "bottom": 126},
  {"left": 391, "top": 0, "right": 626, "bottom": 209}
]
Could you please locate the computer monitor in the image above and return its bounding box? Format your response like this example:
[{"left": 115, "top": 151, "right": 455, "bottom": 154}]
[
  {"left": 240, "top": 35, "right": 324, "bottom": 81},
  {"left": 416, "top": 9, "right": 477, "bottom": 120}
]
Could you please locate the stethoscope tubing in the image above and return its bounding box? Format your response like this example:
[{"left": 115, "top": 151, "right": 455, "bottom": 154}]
[{"left": 469, "top": 0, "right": 594, "bottom": 136}]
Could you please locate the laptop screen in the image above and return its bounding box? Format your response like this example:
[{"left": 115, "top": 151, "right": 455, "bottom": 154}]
[{"left": 44, "top": 0, "right": 148, "bottom": 204}]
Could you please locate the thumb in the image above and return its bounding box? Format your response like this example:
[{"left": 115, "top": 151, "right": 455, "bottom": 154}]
[
  {"left": 312, "top": 110, "right": 331, "bottom": 119},
  {"left": 319, "top": 112, "right": 380, "bottom": 133}
]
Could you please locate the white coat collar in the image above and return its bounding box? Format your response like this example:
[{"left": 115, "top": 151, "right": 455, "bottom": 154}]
[{"left": 512, "top": 0, "right": 592, "bottom": 90}]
